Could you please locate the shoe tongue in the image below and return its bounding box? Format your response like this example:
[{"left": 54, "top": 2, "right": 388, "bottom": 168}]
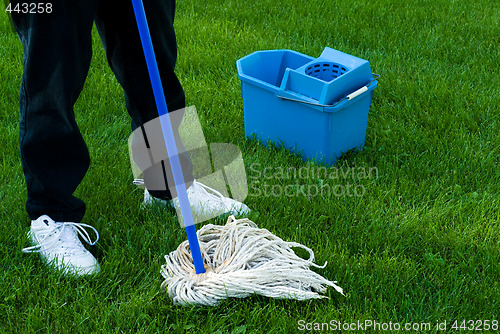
[{"left": 59, "top": 225, "right": 84, "bottom": 249}]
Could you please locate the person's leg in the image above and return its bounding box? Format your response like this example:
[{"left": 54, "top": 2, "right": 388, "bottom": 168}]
[
  {"left": 93, "top": 0, "right": 250, "bottom": 223},
  {"left": 95, "top": 0, "right": 184, "bottom": 128},
  {"left": 12, "top": 0, "right": 101, "bottom": 275},
  {"left": 11, "top": 0, "right": 100, "bottom": 223},
  {"left": 94, "top": 0, "right": 192, "bottom": 200}
]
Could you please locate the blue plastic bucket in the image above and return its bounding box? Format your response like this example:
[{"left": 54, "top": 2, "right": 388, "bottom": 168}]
[{"left": 237, "top": 47, "right": 378, "bottom": 165}]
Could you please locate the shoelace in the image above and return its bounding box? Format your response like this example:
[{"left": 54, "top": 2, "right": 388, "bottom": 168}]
[
  {"left": 134, "top": 178, "right": 226, "bottom": 202},
  {"left": 189, "top": 180, "right": 228, "bottom": 206},
  {"left": 134, "top": 178, "right": 235, "bottom": 211},
  {"left": 22, "top": 222, "right": 99, "bottom": 254}
]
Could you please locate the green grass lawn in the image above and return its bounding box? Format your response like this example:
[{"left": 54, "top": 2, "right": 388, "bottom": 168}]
[{"left": 1, "top": 0, "right": 499, "bottom": 332}]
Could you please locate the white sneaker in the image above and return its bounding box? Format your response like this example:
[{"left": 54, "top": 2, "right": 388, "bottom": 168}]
[
  {"left": 22, "top": 215, "right": 100, "bottom": 276},
  {"left": 138, "top": 179, "right": 250, "bottom": 221}
]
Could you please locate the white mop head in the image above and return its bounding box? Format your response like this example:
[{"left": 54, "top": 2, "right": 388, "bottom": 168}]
[{"left": 160, "top": 216, "right": 344, "bottom": 306}]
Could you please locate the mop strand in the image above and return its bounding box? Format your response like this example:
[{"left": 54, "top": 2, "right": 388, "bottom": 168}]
[{"left": 160, "top": 216, "right": 344, "bottom": 306}]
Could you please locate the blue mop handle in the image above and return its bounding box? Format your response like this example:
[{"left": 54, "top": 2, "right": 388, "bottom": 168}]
[{"left": 131, "top": 0, "right": 205, "bottom": 274}]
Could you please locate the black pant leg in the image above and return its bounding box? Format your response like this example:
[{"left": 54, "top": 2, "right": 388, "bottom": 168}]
[
  {"left": 94, "top": 0, "right": 184, "bottom": 128},
  {"left": 11, "top": 0, "right": 99, "bottom": 222},
  {"left": 95, "top": 0, "right": 193, "bottom": 200}
]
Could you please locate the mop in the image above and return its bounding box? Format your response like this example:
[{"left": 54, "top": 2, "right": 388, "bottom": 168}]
[
  {"left": 131, "top": 0, "right": 343, "bottom": 306},
  {"left": 161, "top": 215, "right": 344, "bottom": 306}
]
